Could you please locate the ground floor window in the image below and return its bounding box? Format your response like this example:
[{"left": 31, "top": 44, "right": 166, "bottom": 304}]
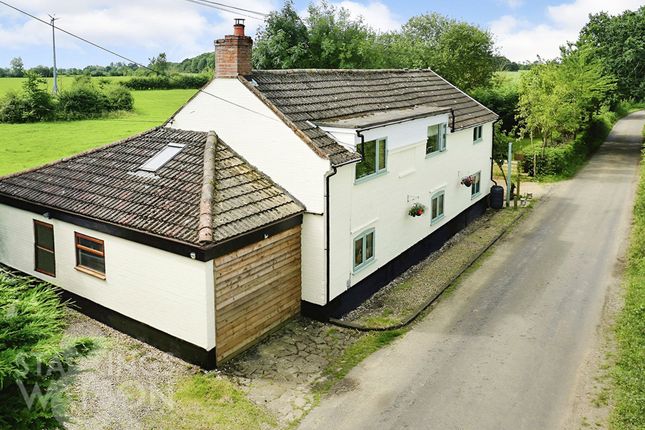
[
  {"left": 353, "top": 229, "right": 375, "bottom": 271},
  {"left": 75, "top": 232, "right": 106, "bottom": 278},
  {"left": 431, "top": 191, "right": 445, "bottom": 223},
  {"left": 471, "top": 171, "right": 481, "bottom": 198},
  {"left": 34, "top": 220, "right": 55, "bottom": 276}
]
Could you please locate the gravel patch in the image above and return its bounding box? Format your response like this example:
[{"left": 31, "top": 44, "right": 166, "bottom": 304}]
[{"left": 61, "top": 310, "right": 197, "bottom": 430}]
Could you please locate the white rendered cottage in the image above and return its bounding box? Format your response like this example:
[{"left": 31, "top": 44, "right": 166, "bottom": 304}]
[
  {"left": 0, "top": 128, "right": 304, "bottom": 367},
  {"left": 168, "top": 20, "right": 499, "bottom": 318}
]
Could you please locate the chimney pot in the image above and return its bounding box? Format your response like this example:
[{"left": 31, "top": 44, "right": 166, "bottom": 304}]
[{"left": 233, "top": 18, "right": 245, "bottom": 36}]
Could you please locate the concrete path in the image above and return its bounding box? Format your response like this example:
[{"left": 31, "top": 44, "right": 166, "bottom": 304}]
[{"left": 299, "top": 111, "right": 645, "bottom": 430}]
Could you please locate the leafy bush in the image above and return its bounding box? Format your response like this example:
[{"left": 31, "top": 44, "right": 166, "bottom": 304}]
[
  {"left": 105, "top": 85, "right": 134, "bottom": 111},
  {"left": 0, "top": 273, "right": 68, "bottom": 429},
  {"left": 0, "top": 271, "right": 97, "bottom": 428},
  {"left": 0, "top": 72, "right": 55, "bottom": 123},
  {"left": 121, "top": 73, "right": 209, "bottom": 90},
  {"left": 57, "top": 83, "right": 109, "bottom": 120}
]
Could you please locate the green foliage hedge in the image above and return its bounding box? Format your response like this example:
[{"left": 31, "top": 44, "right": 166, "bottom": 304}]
[
  {"left": 120, "top": 74, "right": 209, "bottom": 90},
  {"left": 0, "top": 73, "right": 134, "bottom": 123}
]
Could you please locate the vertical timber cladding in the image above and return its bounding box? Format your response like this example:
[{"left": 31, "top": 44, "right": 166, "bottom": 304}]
[{"left": 214, "top": 225, "right": 302, "bottom": 363}]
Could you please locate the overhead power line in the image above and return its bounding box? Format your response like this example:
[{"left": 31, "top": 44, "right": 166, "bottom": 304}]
[
  {"left": 0, "top": 0, "right": 278, "bottom": 122},
  {"left": 182, "top": 0, "right": 268, "bottom": 20}
]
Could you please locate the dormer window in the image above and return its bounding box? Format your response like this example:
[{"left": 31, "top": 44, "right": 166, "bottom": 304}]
[
  {"left": 139, "top": 143, "right": 185, "bottom": 172},
  {"left": 426, "top": 123, "right": 447, "bottom": 156}
]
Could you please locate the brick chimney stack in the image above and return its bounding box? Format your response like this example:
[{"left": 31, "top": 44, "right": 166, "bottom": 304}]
[{"left": 215, "top": 18, "right": 253, "bottom": 78}]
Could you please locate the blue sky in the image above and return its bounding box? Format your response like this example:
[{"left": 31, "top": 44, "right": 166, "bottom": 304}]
[{"left": 0, "top": 0, "right": 641, "bottom": 69}]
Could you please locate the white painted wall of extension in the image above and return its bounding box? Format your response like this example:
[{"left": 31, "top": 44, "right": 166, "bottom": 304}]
[
  {"left": 0, "top": 205, "right": 215, "bottom": 350},
  {"left": 167, "top": 78, "right": 330, "bottom": 214},
  {"left": 326, "top": 121, "right": 493, "bottom": 302}
]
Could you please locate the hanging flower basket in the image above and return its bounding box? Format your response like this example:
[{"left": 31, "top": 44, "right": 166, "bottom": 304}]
[
  {"left": 461, "top": 175, "right": 476, "bottom": 187},
  {"left": 408, "top": 203, "right": 426, "bottom": 217}
]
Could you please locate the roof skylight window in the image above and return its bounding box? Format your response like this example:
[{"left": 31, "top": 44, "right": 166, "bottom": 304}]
[{"left": 139, "top": 143, "right": 185, "bottom": 172}]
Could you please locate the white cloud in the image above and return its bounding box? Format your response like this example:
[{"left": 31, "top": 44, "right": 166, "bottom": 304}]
[
  {"left": 335, "top": 1, "right": 402, "bottom": 32},
  {"left": 505, "top": 0, "right": 524, "bottom": 9},
  {"left": 490, "top": 0, "right": 643, "bottom": 62},
  {"left": 0, "top": 0, "right": 276, "bottom": 66},
  {"left": 302, "top": 1, "right": 402, "bottom": 33}
]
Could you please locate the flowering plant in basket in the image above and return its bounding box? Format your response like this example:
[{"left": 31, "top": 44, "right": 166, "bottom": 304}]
[
  {"left": 461, "top": 175, "right": 476, "bottom": 187},
  {"left": 408, "top": 203, "right": 426, "bottom": 217}
]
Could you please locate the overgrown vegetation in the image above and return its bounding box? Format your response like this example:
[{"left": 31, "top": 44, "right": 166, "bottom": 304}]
[
  {"left": 610, "top": 126, "right": 645, "bottom": 430},
  {"left": 0, "top": 73, "right": 134, "bottom": 123},
  {"left": 0, "top": 272, "right": 95, "bottom": 429},
  {"left": 149, "top": 374, "right": 277, "bottom": 430}
]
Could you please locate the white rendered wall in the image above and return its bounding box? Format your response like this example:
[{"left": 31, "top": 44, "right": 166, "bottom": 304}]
[
  {"left": 300, "top": 213, "right": 326, "bottom": 304},
  {"left": 328, "top": 122, "right": 494, "bottom": 300},
  {"left": 168, "top": 79, "right": 330, "bottom": 214},
  {"left": 0, "top": 205, "right": 215, "bottom": 350}
]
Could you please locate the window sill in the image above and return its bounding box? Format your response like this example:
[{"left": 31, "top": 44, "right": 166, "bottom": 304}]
[
  {"left": 75, "top": 265, "right": 106, "bottom": 280},
  {"left": 354, "top": 170, "right": 387, "bottom": 185},
  {"left": 35, "top": 268, "right": 56, "bottom": 278},
  {"left": 425, "top": 149, "right": 446, "bottom": 159},
  {"left": 473, "top": 138, "right": 483, "bottom": 144},
  {"left": 353, "top": 258, "right": 376, "bottom": 274},
  {"left": 471, "top": 192, "right": 481, "bottom": 200},
  {"left": 431, "top": 214, "right": 445, "bottom": 225}
]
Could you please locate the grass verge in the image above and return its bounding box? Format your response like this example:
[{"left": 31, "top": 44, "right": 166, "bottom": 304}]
[
  {"left": 610, "top": 125, "right": 645, "bottom": 430},
  {"left": 147, "top": 373, "right": 277, "bottom": 430}
]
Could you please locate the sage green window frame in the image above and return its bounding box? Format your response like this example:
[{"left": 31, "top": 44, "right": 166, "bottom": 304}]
[
  {"left": 473, "top": 125, "right": 483, "bottom": 143},
  {"left": 353, "top": 228, "right": 375, "bottom": 272},
  {"left": 355, "top": 138, "right": 387, "bottom": 182},
  {"left": 426, "top": 123, "right": 447, "bottom": 156},
  {"left": 471, "top": 171, "right": 482, "bottom": 198},
  {"left": 431, "top": 191, "right": 445, "bottom": 224}
]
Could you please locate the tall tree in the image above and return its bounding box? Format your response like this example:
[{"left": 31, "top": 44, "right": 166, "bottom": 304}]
[
  {"left": 253, "top": 0, "right": 309, "bottom": 69},
  {"left": 9, "top": 57, "right": 24, "bottom": 77},
  {"left": 577, "top": 6, "right": 645, "bottom": 100},
  {"left": 378, "top": 13, "right": 497, "bottom": 90},
  {"left": 305, "top": 1, "right": 378, "bottom": 69},
  {"left": 148, "top": 53, "right": 169, "bottom": 75}
]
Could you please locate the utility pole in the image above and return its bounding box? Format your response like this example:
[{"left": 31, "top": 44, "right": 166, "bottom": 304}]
[
  {"left": 49, "top": 14, "right": 59, "bottom": 94},
  {"left": 506, "top": 140, "right": 513, "bottom": 207}
]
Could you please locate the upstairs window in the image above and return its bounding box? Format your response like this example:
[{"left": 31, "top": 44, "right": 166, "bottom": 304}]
[
  {"left": 75, "top": 233, "right": 106, "bottom": 278},
  {"left": 471, "top": 172, "right": 481, "bottom": 198},
  {"left": 34, "top": 221, "right": 55, "bottom": 277},
  {"left": 427, "top": 123, "right": 447, "bottom": 155},
  {"left": 473, "top": 125, "right": 483, "bottom": 143},
  {"left": 356, "top": 138, "right": 386, "bottom": 181},
  {"left": 353, "top": 229, "right": 375, "bottom": 271}
]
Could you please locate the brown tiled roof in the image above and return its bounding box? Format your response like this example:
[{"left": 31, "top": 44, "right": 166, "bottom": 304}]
[
  {"left": 0, "top": 127, "right": 303, "bottom": 246},
  {"left": 245, "top": 69, "right": 498, "bottom": 166}
]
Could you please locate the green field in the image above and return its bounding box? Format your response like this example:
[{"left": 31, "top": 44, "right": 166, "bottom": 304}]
[{"left": 0, "top": 88, "right": 196, "bottom": 176}]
